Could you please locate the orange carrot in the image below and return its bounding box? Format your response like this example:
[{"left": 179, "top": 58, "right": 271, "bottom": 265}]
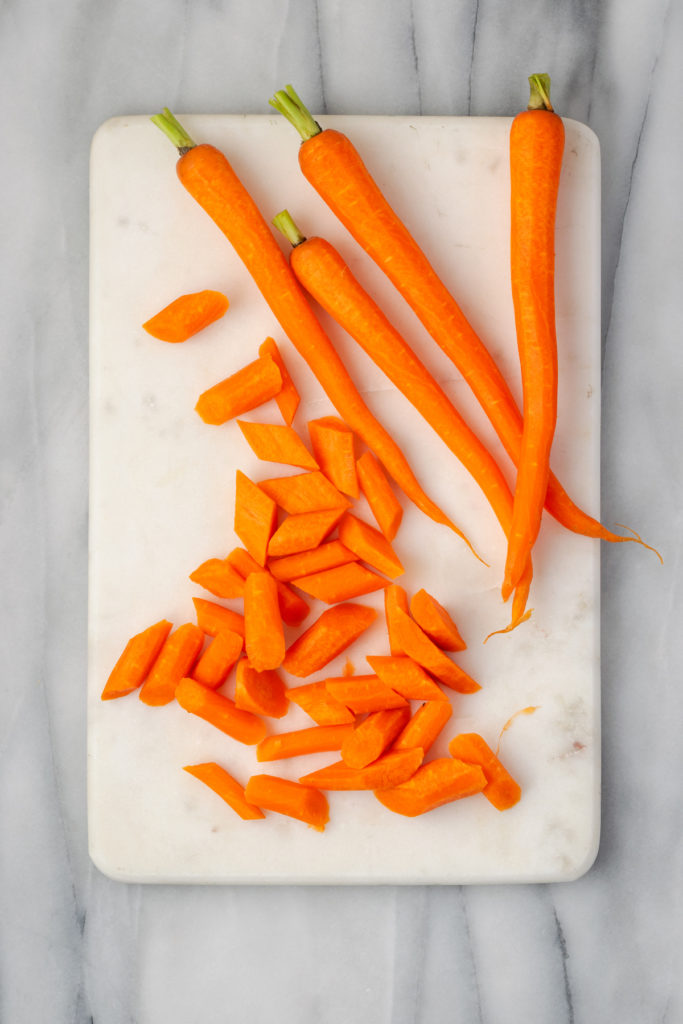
[
  {"left": 259, "top": 337, "right": 300, "bottom": 425},
  {"left": 409, "top": 589, "right": 466, "bottom": 652},
  {"left": 366, "top": 655, "right": 448, "bottom": 702},
  {"left": 258, "top": 470, "right": 350, "bottom": 515},
  {"left": 138, "top": 622, "right": 204, "bottom": 706},
  {"left": 448, "top": 733, "right": 522, "bottom": 810},
  {"left": 285, "top": 680, "right": 355, "bottom": 725},
  {"left": 341, "top": 706, "right": 411, "bottom": 769},
  {"left": 234, "top": 659, "right": 288, "bottom": 719},
  {"left": 189, "top": 557, "right": 246, "bottom": 600},
  {"left": 392, "top": 607, "right": 480, "bottom": 693},
  {"left": 391, "top": 700, "right": 453, "bottom": 754},
  {"left": 142, "top": 289, "right": 229, "bottom": 343},
  {"left": 308, "top": 416, "right": 359, "bottom": 498},
  {"left": 256, "top": 723, "right": 355, "bottom": 761},
  {"left": 191, "top": 629, "right": 243, "bottom": 689},
  {"left": 225, "top": 546, "right": 310, "bottom": 627},
  {"left": 355, "top": 450, "right": 403, "bottom": 541},
  {"left": 193, "top": 596, "right": 245, "bottom": 638},
  {"left": 234, "top": 470, "right": 278, "bottom": 567},
  {"left": 338, "top": 512, "right": 404, "bottom": 579},
  {"left": 176, "top": 676, "right": 267, "bottom": 744},
  {"left": 292, "top": 562, "right": 389, "bottom": 604},
  {"left": 244, "top": 773, "right": 329, "bottom": 830},
  {"left": 243, "top": 571, "right": 285, "bottom": 671},
  {"left": 324, "top": 675, "right": 408, "bottom": 714},
  {"left": 299, "top": 747, "right": 423, "bottom": 791},
  {"left": 267, "top": 507, "right": 345, "bottom": 558},
  {"left": 282, "top": 603, "right": 377, "bottom": 677},
  {"left": 183, "top": 762, "right": 265, "bottom": 820},
  {"left": 237, "top": 419, "right": 318, "bottom": 469},
  {"left": 384, "top": 584, "right": 410, "bottom": 656},
  {"left": 375, "top": 757, "right": 486, "bottom": 816},
  {"left": 195, "top": 354, "right": 282, "bottom": 425},
  {"left": 268, "top": 540, "right": 358, "bottom": 583},
  {"left": 101, "top": 619, "right": 173, "bottom": 700}
]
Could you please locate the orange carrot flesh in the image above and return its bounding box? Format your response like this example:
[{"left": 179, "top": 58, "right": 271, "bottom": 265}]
[
  {"left": 175, "top": 676, "right": 267, "bottom": 744},
  {"left": 234, "top": 659, "right": 288, "bottom": 718},
  {"left": 225, "top": 546, "right": 309, "bottom": 626},
  {"left": 237, "top": 419, "right": 318, "bottom": 470},
  {"left": 448, "top": 732, "right": 522, "bottom": 811},
  {"left": 375, "top": 757, "right": 486, "bottom": 816},
  {"left": 324, "top": 675, "right": 408, "bottom": 714},
  {"left": 285, "top": 680, "right": 356, "bottom": 725},
  {"left": 234, "top": 471, "right": 278, "bottom": 567},
  {"left": 267, "top": 507, "right": 345, "bottom": 558},
  {"left": 308, "top": 416, "right": 359, "bottom": 498},
  {"left": 392, "top": 607, "right": 480, "bottom": 694},
  {"left": 195, "top": 354, "right": 282, "bottom": 425},
  {"left": 189, "top": 557, "right": 246, "bottom": 600},
  {"left": 193, "top": 597, "right": 245, "bottom": 638},
  {"left": 338, "top": 512, "right": 404, "bottom": 579},
  {"left": 183, "top": 762, "right": 265, "bottom": 820},
  {"left": 100, "top": 619, "right": 173, "bottom": 700},
  {"left": 191, "top": 629, "right": 243, "bottom": 690},
  {"left": 268, "top": 541, "right": 358, "bottom": 583},
  {"left": 139, "top": 622, "right": 205, "bottom": 706},
  {"left": 341, "top": 706, "right": 411, "bottom": 769},
  {"left": 356, "top": 450, "right": 403, "bottom": 541},
  {"left": 384, "top": 584, "right": 410, "bottom": 656},
  {"left": 409, "top": 589, "right": 466, "bottom": 652},
  {"left": 366, "top": 655, "right": 448, "bottom": 702},
  {"left": 299, "top": 747, "right": 423, "bottom": 791},
  {"left": 244, "top": 773, "right": 329, "bottom": 830},
  {"left": 258, "top": 470, "right": 350, "bottom": 515},
  {"left": 243, "top": 571, "right": 285, "bottom": 671},
  {"left": 142, "top": 289, "right": 229, "bottom": 343},
  {"left": 259, "top": 337, "right": 300, "bottom": 426},
  {"left": 392, "top": 700, "right": 453, "bottom": 754},
  {"left": 256, "top": 723, "right": 355, "bottom": 761},
  {"left": 282, "top": 603, "right": 377, "bottom": 677},
  {"left": 291, "top": 562, "right": 389, "bottom": 604}
]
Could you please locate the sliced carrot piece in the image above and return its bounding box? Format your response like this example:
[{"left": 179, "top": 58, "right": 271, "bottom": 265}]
[
  {"left": 410, "top": 589, "right": 466, "bottom": 652},
  {"left": 139, "top": 622, "right": 204, "bottom": 706},
  {"left": 189, "top": 557, "right": 246, "bottom": 600},
  {"left": 384, "top": 584, "right": 410, "bottom": 656},
  {"left": 100, "top": 619, "right": 173, "bottom": 700},
  {"left": 243, "top": 571, "right": 285, "bottom": 671},
  {"left": 299, "top": 747, "right": 423, "bottom": 791},
  {"left": 324, "top": 675, "right": 408, "bottom": 714},
  {"left": 448, "top": 733, "right": 522, "bottom": 811},
  {"left": 392, "top": 608, "right": 480, "bottom": 693},
  {"left": 338, "top": 512, "right": 404, "bottom": 579},
  {"left": 191, "top": 629, "right": 243, "bottom": 689},
  {"left": 226, "top": 546, "right": 309, "bottom": 626},
  {"left": 366, "top": 655, "right": 448, "bottom": 702},
  {"left": 234, "top": 659, "right": 288, "bottom": 718},
  {"left": 256, "top": 723, "right": 354, "bottom": 761},
  {"left": 183, "top": 762, "right": 265, "bottom": 820},
  {"left": 282, "top": 603, "right": 377, "bottom": 677},
  {"left": 285, "top": 680, "right": 355, "bottom": 725},
  {"left": 292, "top": 562, "right": 389, "bottom": 604},
  {"left": 341, "top": 706, "right": 410, "bottom": 769},
  {"left": 176, "top": 676, "right": 266, "bottom": 744},
  {"left": 356, "top": 450, "right": 403, "bottom": 541},
  {"left": 258, "top": 470, "right": 351, "bottom": 514},
  {"left": 244, "top": 774, "right": 329, "bottom": 830},
  {"left": 193, "top": 597, "right": 245, "bottom": 638},
  {"left": 308, "top": 416, "right": 359, "bottom": 498},
  {"left": 268, "top": 540, "right": 357, "bottom": 583},
  {"left": 234, "top": 471, "right": 278, "bottom": 566},
  {"left": 375, "top": 758, "right": 486, "bottom": 816},
  {"left": 259, "top": 337, "right": 300, "bottom": 426},
  {"left": 237, "top": 419, "right": 318, "bottom": 469},
  {"left": 267, "top": 507, "right": 345, "bottom": 558},
  {"left": 195, "top": 354, "right": 282, "bottom": 424},
  {"left": 143, "top": 289, "right": 229, "bottom": 343},
  {"left": 392, "top": 700, "right": 453, "bottom": 754}
]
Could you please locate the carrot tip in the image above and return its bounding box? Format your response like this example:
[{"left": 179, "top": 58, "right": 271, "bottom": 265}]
[
  {"left": 483, "top": 608, "right": 533, "bottom": 644},
  {"left": 613, "top": 524, "right": 663, "bottom": 565}
]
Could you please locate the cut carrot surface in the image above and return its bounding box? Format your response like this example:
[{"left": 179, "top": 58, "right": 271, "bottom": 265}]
[
  {"left": 282, "top": 603, "right": 377, "bottom": 677},
  {"left": 338, "top": 513, "right": 404, "bottom": 579},
  {"left": 384, "top": 584, "right": 410, "bottom": 656},
  {"left": 392, "top": 608, "right": 480, "bottom": 694},
  {"left": 139, "top": 622, "right": 205, "bottom": 706},
  {"left": 176, "top": 676, "right": 267, "bottom": 745},
  {"left": 308, "top": 416, "right": 359, "bottom": 498},
  {"left": 267, "top": 507, "right": 345, "bottom": 558},
  {"left": 193, "top": 597, "right": 245, "bottom": 638},
  {"left": 448, "top": 733, "right": 522, "bottom": 811},
  {"left": 285, "top": 680, "right": 356, "bottom": 725},
  {"left": 292, "top": 562, "right": 389, "bottom": 604},
  {"left": 375, "top": 758, "right": 486, "bottom": 816},
  {"left": 258, "top": 471, "right": 350, "bottom": 515},
  {"left": 341, "top": 706, "right": 411, "bottom": 769},
  {"left": 366, "top": 655, "right": 447, "bottom": 702},
  {"left": 299, "top": 747, "right": 424, "bottom": 791},
  {"left": 325, "top": 675, "right": 408, "bottom": 714},
  {"left": 356, "top": 450, "right": 403, "bottom": 541},
  {"left": 245, "top": 774, "right": 329, "bottom": 830},
  {"left": 392, "top": 700, "right": 453, "bottom": 754},
  {"left": 234, "top": 471, "right": 278, "bottom": 567},
  {"left": 237, "top": 420, "right": 318, "bottom": 469},
  {"left": 191, "top": 629, "right": 243, "bottom": 690},
  {"left": 183, "top": 762, "right": 265, "bottom": 820},
  {"left": 256, "top": 723, "right": 354, "bottom": 761},
  {"left": 189, "top": 557, "right": 246, "bottom": 600},
  {"left": 100, "top": 619, "right": 172, "bottom": 700},
  {"left": 143, "top": 289, "right": 229, "bottom": 343},
  {"left": 195, "top": 354, "right": 282, "bottom": 425},
  {"left": 259, "top": 337, "right": 300, "bottom": 426},
  {"left": 243, "top": 571, "right": 285, "bottom": 671},
  {"left": 234, "top": 660, "right": 288, "bottom": 719},
  {"left": 225, "top": 546, "right": 309, "bottom": 627},
  {"left": 410, "top": 589, "right": 466, "bottom": 652},
  {"left": 268, "top": 541, "right": 358, "bottom": 583}
]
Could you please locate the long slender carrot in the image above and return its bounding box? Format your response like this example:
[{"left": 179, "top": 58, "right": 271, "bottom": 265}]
[{"left": 151, "top": 109, "right": 472, "bottom": 548}]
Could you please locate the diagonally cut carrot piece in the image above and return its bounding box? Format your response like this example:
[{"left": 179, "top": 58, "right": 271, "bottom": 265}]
[
  {"left": 226, "top": 546, "right": 309, "bottom": 627},
  {"left": 392, "top": 700, "right": 453, "bottom": 754},
  {"left": 259, "top": 337, "right": 300, "bottom": 426},
  {"left": 308, "top": 416, "right": 359, "bottom": 498},
  {"left": 285, "top": 680, "right": 355, "bottom": 725},
  {"left": 267, "top": 507, "right": 345, "bottom": 558},
  {"left": 338, "top": 512, "right": 404, "bottom": 579},
  {"left": 392, "top": 608, "right": 480, "bottom": 693},
  {"left": 324, "top": 675, "right": 408, "bottom": 714},
  {"left": 268, "top": 541, "right": 358, "bottom": 583},
  {"left": 189, "top": 557, "right": 246, "bottom": 600},
  {"left": 299, "top": 747, "right": 423, "bottom": 791},
  {"left": 356, "top": 450, "right": 403, "bottom": 541},
  {"left": 176, "top": 676, "right": 266, "bottom": 744},
  {"left": 375, "top": 758, "right": 486, "bottom": 816},
  {"left": 291, "top": 562, "right": 389, "bottom": 604},
  {"left": 258, "top": 471, "right": 351, "bottom": 514},
  {"left": 341, "top": 706, "right": 411, "bottom": 769},
  {"left": 256, "top": 723, "right": 355, "bottom": 761},
  {"left": 366, "top": 655, "right": 448, "bottom": 702},
  {"left": 139, "top": 622, "right": 205, "bottom": 706},
  {"left": 234, "top": 471, "right": 278, "bottom": 567},
  {"left": 193, "top": 597, "right": 245, "bottom": 638},
  {"left": 448, "top": 733, "right": 522, "bottom": 811},
  {"left": 100, "top": 619, "right": 173, "bottom": 700},
  {"left": 191, "top": 629, "right": 243, "bottom": 689},
  {"left": 384, "top": 584, "right": 410, "bottom": 656},
  {"left": 143, "top": 289, "right": 229, "bottom": 343},
  {"left": 243, "top": 571, "right": 285, "bottom": 671},
  {"left": 183, "top": 762, "right": 265, "bottom": 820},
  {"left": 237, "top": 419, "right": 318, "bottom": 469},
  {"left": 282, "top": 603, "right": 377, "bottom": 677},
  {"left": 234, "top": 660, "right": 288, "bottom": 719},
  {"left": 195, "top": 354, "right": 282, "bottom": 424},
  {"left": 244, "top": 774, "right": 329, "bottom": 830},
  {"left": 410, "top": 588, "right": 466, "bottom": 652}
]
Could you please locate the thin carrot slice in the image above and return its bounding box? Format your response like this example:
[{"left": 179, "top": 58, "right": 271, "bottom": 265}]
[
  {"left": 375, "top": 758, "right": 486, "bottom": 816},
  {"left": 308, "top": 416, "right": 359, "bottom": 498},
  {"left": 244, "top": 774, "right": 329, "bottom": 830},
  {"left": 191, "top": 629, "right": 243, "bottom": 689},
  {"left": 341, "top": 706, "right": 411, "bottom": 769},
  {"left": 267, "top": 507, "right": 345, "bottom": 558},
  {"left": 176, "top": 676, "right": 266, "bottom": 744},
  {"left": 448, "top": 733, "right": 522, "bottom": 811},
  {"left": 259, "top": 337, "right": 300, "bottom": 426},
  {"left": 384, "top": 584, "right": 409, "bottom": 656},
  {"left": 299, "top": 747, "right": 423, "bottom": 791},
  {"left": 292, "top": 562, "right": 389, "bottom": 604},
  {"left": 193, "top": 597, "right": 245, "bottom": 638},
  {"left": 268, "top": 541, "right": 358, "bottom": 583},
  {"left": 139, "top": 622, "right": 204, "bottom": 706},
  {"left": 234, "top": 471, "right": 278, "bottom": 567},
  {"left": 256, "top": 723, "right": 354, "bottom": 762},
  {"left": 183, "top": 762, "right": 265, "bottom": 820},
  {"left": 392, "top": 700, "right": 453, "bottom": 754},
  {"left": 195, "top": 354, "right": 282, "bottom": 425},
  {"left": 366, "top": 655, "right": 448, "bottom": 702},
  {"left": 237, "top": 419, "right": 318, "bottom": 469},
  {"left": 325, "top": 675, "right": 408, "bottom": 714},
  {"left": 243, "top": 571, "right": 285, "bottom": 671},
  {"left": 356, "top": 450, "right": 403, "bottom": 541},
  {"left": 100, "top": 619, "right": 173, "bottom": 700},
  {"left": 226, "top": 546, "right": 310, "bottom": 627},
  {"left": 142, "top": 289, "right": 229, "bottom": 343},
  {"left": 189, "top": 557, "right": 246, "bottom": 600},
  {"left": 285, "top": 680, "right": 356, "bottom": 725},
  {"left": 282, "top": 603, "right": 377, "bottom": 677},
  {"left": 392, "top": 608, "right": 480, "bottom": 694},
  {"left": 258, "top": 471, "right": 350, "bottom": 515},
  {"left": 234, "top": 659, "right": 288, "bottom": 719},
  {"left": 409, "top": 589, "right": 466, "bottom": 652},
  {"left": 338, "top": 512, "right": 404, "bottom": 579}
]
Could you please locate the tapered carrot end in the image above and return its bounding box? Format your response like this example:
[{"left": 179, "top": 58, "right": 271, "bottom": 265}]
[
  {"left": 613, "top": 524, "right": 663, "bottom": 565},
  {"left": 483, "top": 609, "right": 533, "bottom": 644}
]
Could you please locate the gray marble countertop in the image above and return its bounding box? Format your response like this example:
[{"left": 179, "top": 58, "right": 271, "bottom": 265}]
[{"left": 3, "top": 1, "right": 681, "bottom": 1021}]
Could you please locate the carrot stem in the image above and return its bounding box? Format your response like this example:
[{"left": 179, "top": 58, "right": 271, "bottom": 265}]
[
  {"left": 527, "top": 73, "right": 553, "bottom": 112},
  {"left": 272, "top": 209, "right": 306, "bottom": 247},
  {"left": 150, "top": 109, "right": 196, "bottom": 153},
  {"left": 269, "top": 86, "right": 322, "bottom": 141}
]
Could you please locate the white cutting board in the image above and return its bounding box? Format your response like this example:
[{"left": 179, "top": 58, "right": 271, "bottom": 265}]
[{"left": 88, "top": 113, "right": 601, "bottom": 884}]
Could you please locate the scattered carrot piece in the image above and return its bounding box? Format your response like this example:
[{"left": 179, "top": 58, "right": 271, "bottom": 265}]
[
  {"left": 191, "top": 629, "right": 243, "bottom": 690},
  {"left": 384, "top": 584, "right": 409, "bottom": 656},
  {"left": 234, "top": 659, "right": 288, "bottom": 719},
  {"left": 366, "top": 655, "right": 447, "bottom": 702},
  {"left": 234, "top": 471, "right": 278, "bottom": 566},
  {"left": 292, "top": 562, "right": 389, "bottom": 604},
  {"left": 195, "top": 354, "right": 282, "bottom": 425},
  {"left": 100, "top": 619, "right": 173, "bottom": 700},
  {"left": 138, "top": 622, "right": 204, "bottom": 706},
  {"left": 338, "top": 512, "right": 404, "bottom": 579},
  {"left": 193, "top": 597, "right": 245, "bottom": 638},
  {"left": 189, "top": 557, "right": 246, "bottom": 600},
  {"left": 267, "top": 507, "right": 345, "bottom": 558},
  {"left": 392, "top": 608, "right": 480, "bottom": 693},
  {"left": 392, "top": 700, "right": 453, "bottom": 755},
  {"left": 226, "top": 546, "right": 309, "bottom": 626},
  {"left": 245, "top": 773, "right": 329, "bottom": 830},
  {"left": 176, "top": 676, "right": 267, "bottom": 744},
  {"left": 256, "top": 723, "right": 355, "bottom": 761},
  {"left": 243, "top": 571, "right": 285, "bottom": 671},
  {"left": 448, "top": 733, "right": 522, "bottom": 811},
  {"left": 299, "top": 747, "right": 423, "bottom": 791},
  {"left": 341, "top": 706, "right": 411, "bottom": 769},
  {"left": 183, "top": 762, "right": 265, "bottom": 820},
  {"left": 308, "top": 416, "right": 359, "bottom": 498},
  {"left": 259, "top": 337, "right": 300, "bottom": 426},
  {"left": 237, "top": 419, "right": 318, "bottom": 469},
  {"left": 258, "top": 470, "right": 350, "bottom": 514},
  {"left": 495, "top": 705, "right": 540, "bottom": 755},
  {"left": 285, "top": 680, "right": 356, "bottom": 725},
  {"left": 282, "top": 603, "right": 377, "bottom": 677},
  {"left": 409, "top": 589, "right": 466, "bottom": 652},
  {"left": 356, "top": 450, "right": 403, "bottom": 541},
  {"left": 142, "top": 289, "right": 229, "bottom": 343},
  {"left": 375, "top": 758, "right": 486, "bottom": 816},
  {"left": 325, "top": 675, "right": 408, "bottom": 714},
  {"left": 268, "top": 540, "right": 357, "bottom": 583}
]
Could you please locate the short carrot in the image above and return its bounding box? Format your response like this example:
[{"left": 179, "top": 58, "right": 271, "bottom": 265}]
[
  {"left": 375, "top": 758, "right": 486, "bottom": 816},
  {"left": 340, "top": 706, "right": 411, "bottom": 770},
  {"left": 191, "top": 629, "right": 243, "bottom": 690},
  {"left": 267, "top": 507, "right": 345, "bottom": 558},
  {"left": 195, "top": 354, "right": 282, "bottom": 425},
  {"left": 142, "top": 289, "right": 229, "bottom": 343},
  {"left": 244, "top": 774, "right": 329, "bottom": 830},
  {"left": 308, "top": 416, "right": 359, "bottom": 498},
  {"left": 391, "top": 700, "right": 453, "bottom": 755},
  {"left": 268, "top": 540, "right": 358, "bottom": 583},
  {"left": 365, "top": 655, "right": 448, "bottom": 702},
  {"left": 139, "top": 622, "right": 204, "bottom": 706},
  {"left": 193, "top": 596, "right": 245, "bottom": 638},
  {"left": 243, "top": 571, "right": 285, "bottom": 671},
  {"left": 338, "top": 512, "right": 404, "bottom": 580},
  {"left": 409, "top": 589, "right": 466, "bottom": 652},
  {"left": 175, "top": 676, "right": 267, "bottom": 745},
  {"left": 100, "top": 619, "right": 172, "bottom": 700},
  {"left": 299, "top": 747, "right": 424, "bottom": 791},
  {"left": 258, "top": 470, "right": 350, "bottom": 515},
  {"left": 256, "top": 723, "right": 355, "bottom": 762},
  {"left": 285, "top": 680, "right": 355, "bottom": 725},
  {"left": 355, "top": 450, "right": 403, "bottom": 542},
  {"left": 448, "top": 732, "right": 522, "bottom": 811},
  {"left": 291, "top": 562, "right": 389, "bottom": 604},
  {"left": 324, "top": 675, "right": 408, "bottom": 714},
  {"left": 189, "top": 557, "right": 247, "bottom": 600},
  {"left": 234, "top": 659, "right": 288, "bottom": 719},
  {"left": 391, "top": 607, "right": 480, "bottom": 694},
  {"left": 258, "top": 337, "right": 300, "bottom": 426},
  {"left": 237, "top": 419, "right": 318, "bottom": 470},
  {"left": 183, "top": 762, "right": 265, "bottom": 820},
  {"left": 234, "top": 471, "right": 278, "bottom": 567},
  {"left": 282, "top": 602, "right": 377, "bottom": 677}
]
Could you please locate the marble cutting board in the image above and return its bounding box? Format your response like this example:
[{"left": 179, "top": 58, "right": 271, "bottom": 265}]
[{"left": 88, "top": 113, "right": 601, "bottom": 884}]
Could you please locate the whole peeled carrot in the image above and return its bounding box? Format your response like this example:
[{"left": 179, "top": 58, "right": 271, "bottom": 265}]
[{"left": 150, "top": 109, "right": 473, "bottom": 553}]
